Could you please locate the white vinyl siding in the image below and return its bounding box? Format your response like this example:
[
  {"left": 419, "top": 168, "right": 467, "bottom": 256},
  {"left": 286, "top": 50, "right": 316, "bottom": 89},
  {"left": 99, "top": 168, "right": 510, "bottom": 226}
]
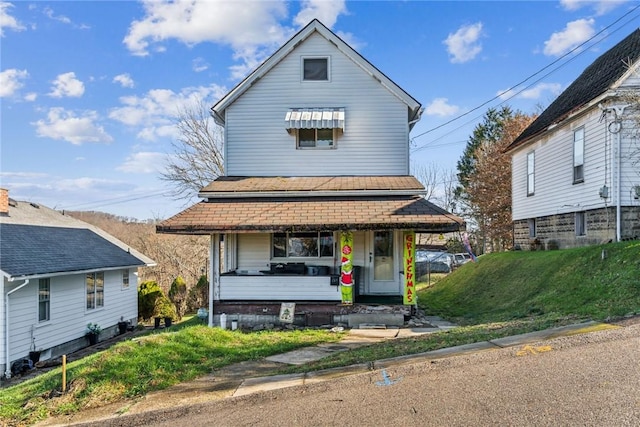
[
  {"left": 512, "top": 108, "right": 612, "bottom": 221},
  {"left": 224, "top": 33, "right": 410, "bottom": 176},
  {"left": 3, "top": 270, "right": 138, "bottom": 367}
]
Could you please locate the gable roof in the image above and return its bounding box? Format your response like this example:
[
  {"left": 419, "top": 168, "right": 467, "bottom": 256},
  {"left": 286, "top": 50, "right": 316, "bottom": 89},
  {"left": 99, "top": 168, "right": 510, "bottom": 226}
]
[
  {"left": 508, "top": 28, "right": 640, "bottom": 151},
  {"left": 0, "top": 199, "right": 155, "bottom": 280},
  {"left": 211, "top": 19, "right": 422, "bottom": 129}
]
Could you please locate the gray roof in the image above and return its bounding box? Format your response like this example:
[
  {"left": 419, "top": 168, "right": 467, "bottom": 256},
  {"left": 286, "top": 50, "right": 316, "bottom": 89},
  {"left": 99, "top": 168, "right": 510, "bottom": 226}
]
[
  {"left": 509, "top": 28, "right": 640, "bottom": 150},
  {"left": 0, "top": 199, "right": 154, "bottom": 280}
]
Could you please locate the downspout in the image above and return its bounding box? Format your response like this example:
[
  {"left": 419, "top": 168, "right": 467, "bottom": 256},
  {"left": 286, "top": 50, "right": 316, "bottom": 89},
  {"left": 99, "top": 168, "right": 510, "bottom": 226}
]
[
  {"left": 5, "top": 279, "right": 30, "bottom": 379},
  {"left": 603, "top": 104, "right": 628, "bottom": 242}
]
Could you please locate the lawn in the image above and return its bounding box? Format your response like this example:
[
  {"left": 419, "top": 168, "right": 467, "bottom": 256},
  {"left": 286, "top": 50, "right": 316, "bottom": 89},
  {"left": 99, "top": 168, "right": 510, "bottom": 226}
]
[{"left": 2, "top": 240, "right": 638, "bottom": 426}]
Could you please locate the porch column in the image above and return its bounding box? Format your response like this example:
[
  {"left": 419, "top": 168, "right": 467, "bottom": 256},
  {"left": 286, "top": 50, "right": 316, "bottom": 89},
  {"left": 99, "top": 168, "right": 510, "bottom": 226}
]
[{"left": 208, "top": 233, "right": 220, "bottom": 327}]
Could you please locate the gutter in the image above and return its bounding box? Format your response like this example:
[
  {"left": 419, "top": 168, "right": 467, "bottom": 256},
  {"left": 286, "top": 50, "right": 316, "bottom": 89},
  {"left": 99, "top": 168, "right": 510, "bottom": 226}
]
[
  {"left": 4, "top": 279, "right": 29, "bottom": 379},
  {"left": 197, "top": 189, "right": 427, "bottom": 199}
]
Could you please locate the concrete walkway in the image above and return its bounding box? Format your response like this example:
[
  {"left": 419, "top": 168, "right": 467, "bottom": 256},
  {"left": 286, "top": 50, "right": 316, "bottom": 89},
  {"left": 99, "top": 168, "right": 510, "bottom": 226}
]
[{"left": 232, "top": 320, "right": 618, "bottom": 397}]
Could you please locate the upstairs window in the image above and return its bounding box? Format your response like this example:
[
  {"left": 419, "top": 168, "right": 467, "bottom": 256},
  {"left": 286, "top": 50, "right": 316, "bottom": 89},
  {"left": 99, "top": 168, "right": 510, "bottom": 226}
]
[
  {"left": 573, "top": 128, "right": 584, "bottom": 183},
  {"left": 273, "top": 232, "right": 334, "bottom": 258},
  {"left": 298, "top": 128, "right": 335, "bottom": 148},
  {"left": 303, "top": 57, "right": 329, "bottom": 81},
  {"left": 527, "top": 151, "right": 535, "bottom": 196}
]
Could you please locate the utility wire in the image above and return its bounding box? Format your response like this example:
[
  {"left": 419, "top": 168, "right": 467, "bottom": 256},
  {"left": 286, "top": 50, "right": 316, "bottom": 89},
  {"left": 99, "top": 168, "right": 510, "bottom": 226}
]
[{"left": 410, "top": 4, "right": 640, "bottom": 153}]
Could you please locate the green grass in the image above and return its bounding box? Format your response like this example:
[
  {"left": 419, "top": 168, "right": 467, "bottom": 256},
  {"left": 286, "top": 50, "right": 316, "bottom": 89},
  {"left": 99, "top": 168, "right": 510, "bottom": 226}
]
[
  {"left": 419, "top": 240, "right": 640, "bottom": 324},
  {"left": 0, "top": 322, "right": 341, "bottom": 426},
  {"left": 2, "top": 241, "right": 638, "bottom": 426}
]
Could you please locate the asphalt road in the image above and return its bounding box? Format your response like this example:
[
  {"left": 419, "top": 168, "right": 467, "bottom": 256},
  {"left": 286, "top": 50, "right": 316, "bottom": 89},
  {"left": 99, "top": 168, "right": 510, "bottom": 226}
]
[{"left": 84, "top": 322, "right": 640, "bottom": 427}]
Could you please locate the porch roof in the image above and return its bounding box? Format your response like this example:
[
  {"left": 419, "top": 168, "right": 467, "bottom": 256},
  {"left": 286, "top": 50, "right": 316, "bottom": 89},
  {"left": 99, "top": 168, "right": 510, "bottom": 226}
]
[{"left": 156, "top": 195, "right": 465, "bottom": 234}]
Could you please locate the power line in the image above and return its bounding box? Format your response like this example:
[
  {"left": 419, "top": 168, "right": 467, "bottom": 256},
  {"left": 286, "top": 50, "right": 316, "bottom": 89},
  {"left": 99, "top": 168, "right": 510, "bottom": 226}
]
[
  {"left": 410, "top": 5, "right": 640, "bottom": 153},
  {"left": 58, "top": 189, "right": 170, "bottom": 211}
]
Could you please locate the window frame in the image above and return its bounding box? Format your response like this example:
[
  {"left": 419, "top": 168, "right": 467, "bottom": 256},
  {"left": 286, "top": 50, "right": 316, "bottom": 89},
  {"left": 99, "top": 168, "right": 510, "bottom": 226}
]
[
  {"left": 575, "top": 211, "right": 586, "bottom": 236},
  {"left": 528, "top": 218, "right": 536, "bottom": 238},
  {"left": 272, "top": 231, "right": 335, "bottom": 259},
  {"left": 527, "top": 151, "right": 535, "bottom": 196},
  {"left": 38, "top": 278, "right": 50, "bottom": 323},
  {"left": 122, "top": 270, "right": 130, "bottom": 290},
  {"left": 296, "top": 128, "right": 337, "bottom": 149},
  {"left": 302, "top": 56, "right": 330, "bottom": 82},
  {"left": 573, "top": 127, "right": 585, "bottom": 184},
  {"left": 86, "top": 271, "right": 105, "bottom": 311}
]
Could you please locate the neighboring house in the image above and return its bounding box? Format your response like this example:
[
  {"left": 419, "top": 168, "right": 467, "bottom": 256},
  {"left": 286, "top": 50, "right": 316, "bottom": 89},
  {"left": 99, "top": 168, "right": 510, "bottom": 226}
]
[
  {"left": 0, "top": 189, "right": 155, "bottom": 378},
  {"left": 507, "top": 29, "right": 640, "bottom": 250},
  {"left": 157, "top": 20, "right": 464, "bottom": 327}
]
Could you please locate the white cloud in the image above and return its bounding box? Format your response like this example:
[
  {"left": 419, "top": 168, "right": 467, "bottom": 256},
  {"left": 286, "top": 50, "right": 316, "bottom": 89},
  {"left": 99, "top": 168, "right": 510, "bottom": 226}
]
[
  {"left": 0, "top": 68, "right": 28, "bottom": 97},
  {"left": 43, "top": 6, "right": 70, "bottom": 24},
  {"left": 192, "top": 57, "right": 209, "bottom": 72},
  {"left": 113, "top": 73, "right": 135, "bottom": 88},
  {"left": 33, "top": 107, "right": 113, "bottom": 145},
  {"left": 123, "top": 0, "right": 347, "bottom": 80},
  {"left": 560, "top": 0, "right": 626, "bottom": 15},
  {"left": 0, "top": 1, "right": 26, "bottom": 36},
  {"left": 543, "top": 19, "right": 595, "bottom": 57},
  {"left": 117, "top": 151, "right": 166, "bottom": 173},
  {"left": 24, "top": 92, "right": 37, "bottom": 101},
  {"left": 443, "top": 22, "right": 483, "bottom": 64},
  {"left": 109, "top": 84, "right": 227, "bottom": 141},
  {"left": 424, "top": 98, "right": 460, "bottom": 117},
  {"left": 293, "top": 0, "right": 346, "bottom": 28},
  {"left": 497, "top": 82, "right": 563, "bottom": 101},
  {"left": 49, "top": 72, "right": 85, "bottom": 98}
]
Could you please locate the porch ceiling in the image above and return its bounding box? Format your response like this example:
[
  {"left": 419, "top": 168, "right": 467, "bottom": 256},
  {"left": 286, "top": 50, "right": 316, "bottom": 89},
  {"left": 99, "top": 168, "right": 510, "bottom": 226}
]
[{"left": 156, "top": 195, "right": 465, "bottom": 234}]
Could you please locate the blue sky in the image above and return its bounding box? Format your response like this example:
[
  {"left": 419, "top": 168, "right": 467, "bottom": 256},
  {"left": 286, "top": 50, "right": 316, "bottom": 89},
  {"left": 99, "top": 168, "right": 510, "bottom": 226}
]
[{"left": 1, "top": 0, "right": 639, "bottom": 220}]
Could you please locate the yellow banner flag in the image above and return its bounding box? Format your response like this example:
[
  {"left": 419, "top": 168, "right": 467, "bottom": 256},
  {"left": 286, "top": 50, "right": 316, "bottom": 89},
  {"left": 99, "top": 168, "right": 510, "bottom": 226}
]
[{"left": 403, "top": 231, "right": 416, "bottom": 305}]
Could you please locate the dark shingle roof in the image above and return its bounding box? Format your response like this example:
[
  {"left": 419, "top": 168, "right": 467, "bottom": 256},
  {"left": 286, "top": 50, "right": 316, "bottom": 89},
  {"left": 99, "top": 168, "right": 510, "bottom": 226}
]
[
  {"left": 0, "top": 224, "right": 146, "bottom": 278},
  {"left": 508, "top": 28, "right": 640, "bottom": 150},
  {"left": 156, "top": 196, "right": 464, "bottom": 234}
]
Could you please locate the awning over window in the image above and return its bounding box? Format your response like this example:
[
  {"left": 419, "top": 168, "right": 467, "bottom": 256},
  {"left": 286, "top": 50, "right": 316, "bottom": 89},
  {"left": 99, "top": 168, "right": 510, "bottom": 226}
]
[{"left": 285, "top": 108, "right": 345, "bottom": 130}]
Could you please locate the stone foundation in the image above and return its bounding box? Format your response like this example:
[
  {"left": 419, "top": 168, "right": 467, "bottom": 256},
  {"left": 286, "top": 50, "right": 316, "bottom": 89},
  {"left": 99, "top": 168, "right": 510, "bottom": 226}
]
[
  {"left": 514, "top": 206, "right": 640, "bottom": 250},
  {"left": 210, "top": 301, "right": 412, "bottom": 329}
]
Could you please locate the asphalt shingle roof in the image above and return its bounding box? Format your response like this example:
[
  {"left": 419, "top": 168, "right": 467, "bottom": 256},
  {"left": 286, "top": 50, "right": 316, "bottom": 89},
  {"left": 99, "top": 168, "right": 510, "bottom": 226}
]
[
  {"left": 0, "top": 224, "right": 147, "bottom": 278},
  {"left": 200, "top": 176, "right": 425, "bottom": 194},
  {"left": 156, "top": 196, "right": 464, "bottom": 234},
  {"left": 508, "top": 28, "right": 640, "bottom": 150}
]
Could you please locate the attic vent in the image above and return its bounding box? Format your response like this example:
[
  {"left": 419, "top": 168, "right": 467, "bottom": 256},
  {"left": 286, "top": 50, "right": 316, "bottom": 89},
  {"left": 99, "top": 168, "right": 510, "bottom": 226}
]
[{"left": 30, "top": 202, "right": 40, "bottom": 209}]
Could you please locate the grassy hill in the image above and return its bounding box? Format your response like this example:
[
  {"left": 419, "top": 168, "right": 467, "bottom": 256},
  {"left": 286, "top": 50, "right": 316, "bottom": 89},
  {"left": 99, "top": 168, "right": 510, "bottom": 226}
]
[{"left": 418, "top": 240, "right": 640, "bottom": 325}]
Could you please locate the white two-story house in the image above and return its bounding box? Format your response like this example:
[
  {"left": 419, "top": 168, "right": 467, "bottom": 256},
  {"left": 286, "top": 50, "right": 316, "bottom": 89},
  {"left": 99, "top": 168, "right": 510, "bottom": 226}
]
[
  {"left": 157, "top": 20, "right": 464, "bottom": 327},
  {"left": 507, "top": 28, "right": 640, "bottom": 250}
]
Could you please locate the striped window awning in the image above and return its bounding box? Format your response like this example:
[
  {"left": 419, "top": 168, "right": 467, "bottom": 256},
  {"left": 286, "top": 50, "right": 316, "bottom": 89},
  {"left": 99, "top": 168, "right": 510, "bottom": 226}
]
[{"left": 285, "top": 108, "right": 345, "bottom": 130}]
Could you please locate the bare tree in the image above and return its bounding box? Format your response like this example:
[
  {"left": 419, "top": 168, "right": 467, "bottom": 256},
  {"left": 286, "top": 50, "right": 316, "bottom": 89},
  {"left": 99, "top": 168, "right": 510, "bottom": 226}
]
[
  {"left": 411, "top": 162, "right": 440, "bottom": 202},
  {"left": 160, "top": 99, "right": 225, "bottom": 200}
]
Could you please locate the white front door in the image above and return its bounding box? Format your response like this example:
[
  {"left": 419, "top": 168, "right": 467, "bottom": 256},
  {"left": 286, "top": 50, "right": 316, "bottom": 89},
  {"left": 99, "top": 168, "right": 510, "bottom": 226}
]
[{"left": 366, "top": 230, "right": 400, "bottom": 294}]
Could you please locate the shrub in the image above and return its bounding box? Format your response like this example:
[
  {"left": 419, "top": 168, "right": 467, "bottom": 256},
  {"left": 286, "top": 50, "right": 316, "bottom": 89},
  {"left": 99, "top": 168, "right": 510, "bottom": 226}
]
[
  {"left": 154, "top": 294, "right": 177, "bottom": 320},
  {"left": 138, "top": 280, "right": 163, "bottom": 321},
  {"left": 187, "top": 275, "right": 209, "bottom": 312},
  {"left": 169, "top": 276, "right": 187, "bottom": 320}
]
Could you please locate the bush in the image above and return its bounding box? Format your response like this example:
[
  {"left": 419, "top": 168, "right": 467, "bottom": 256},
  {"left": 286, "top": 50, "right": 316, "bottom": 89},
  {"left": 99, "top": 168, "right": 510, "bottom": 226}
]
[
  {"left": 169, "top": 276, "right": 188, "bottom": 320},
  {"left": 187, "top": 275, "right": 209, "bottom": 312},
  {"left": 154, "top": 294, "right": 177, "bottom": 321},
  {"left": 138, "top": 281, "right": 163, "bottom": 321}
]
